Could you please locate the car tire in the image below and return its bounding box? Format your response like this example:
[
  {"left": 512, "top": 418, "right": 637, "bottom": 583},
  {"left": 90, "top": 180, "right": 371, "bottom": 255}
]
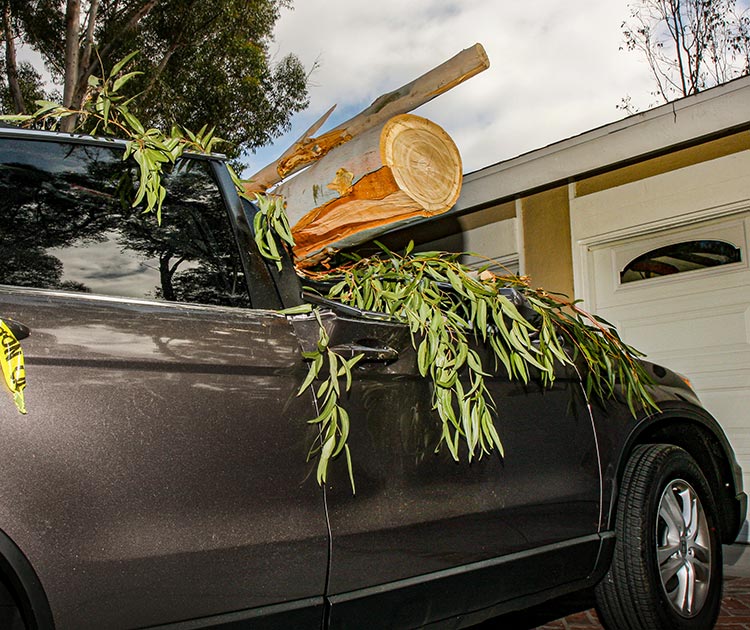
[
  {"left": 594, "top": 443, "right": 722, "bottom": 630},
  {"left": 0, "top": 579, "right": 26, "bottom": 630}
]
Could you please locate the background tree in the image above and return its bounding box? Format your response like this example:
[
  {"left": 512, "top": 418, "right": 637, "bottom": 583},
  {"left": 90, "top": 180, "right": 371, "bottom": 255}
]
[
  {"left": 621, "top": 0, "right": 750, "bottom": 110},
  {"left": 0, "top": 61, "right": 54, "bottom": 114},
  {"left": 2, "top": 0, "right": 308, "bottom": 156}
]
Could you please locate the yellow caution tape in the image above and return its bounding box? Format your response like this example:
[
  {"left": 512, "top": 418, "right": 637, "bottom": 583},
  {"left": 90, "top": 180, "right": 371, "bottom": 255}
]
[{"left": 0, "top": 319, "right": 27, "bottom": 414}]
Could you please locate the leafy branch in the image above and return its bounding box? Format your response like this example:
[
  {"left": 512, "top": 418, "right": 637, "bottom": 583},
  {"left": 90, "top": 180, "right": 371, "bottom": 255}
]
[
  {"left": 251, "top": 194, "right": 295, "bottom": 271},
  {"left": 296, "top": 311, "right": 362, "bottom": 492},
  {"left": 300, "top": 245, "right": 658, "bottom": 469},
  {"left": 521, "top": 289, "right": 658, "bottom": 417},
  {"left": 1, "top": 51, "right": 221, "bottom": 222}
]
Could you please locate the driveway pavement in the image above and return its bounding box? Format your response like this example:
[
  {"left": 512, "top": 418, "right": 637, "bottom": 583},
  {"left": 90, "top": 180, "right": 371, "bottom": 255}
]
[
  {"left": 534, "top": 576, "right": 750, "bottom": 628},
  {"left": 533, "top": 544, "right": 750, "bottom": 629}
]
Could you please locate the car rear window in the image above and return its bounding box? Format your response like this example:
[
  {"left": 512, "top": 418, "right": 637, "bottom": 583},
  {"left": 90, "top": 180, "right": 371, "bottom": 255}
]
[{"left": 0, "top": 137, "right": 250, "bottom": 307}]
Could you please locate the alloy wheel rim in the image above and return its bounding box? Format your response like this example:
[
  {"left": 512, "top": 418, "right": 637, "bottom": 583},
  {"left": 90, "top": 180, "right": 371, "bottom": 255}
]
[{"left": 656, "top": 478, "right": 712, "bottom": 617}]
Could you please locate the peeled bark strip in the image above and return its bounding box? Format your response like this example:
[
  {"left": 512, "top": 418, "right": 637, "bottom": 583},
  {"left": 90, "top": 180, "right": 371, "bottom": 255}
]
[
  {"left": 279, "top": 114, "right": 462, "bottom": 265},
  {"left": 244, "top": 106, "right": 336, "bottom": 195},
  {"left": 246, "top": 43, "right": 488, "bottom": 193}
]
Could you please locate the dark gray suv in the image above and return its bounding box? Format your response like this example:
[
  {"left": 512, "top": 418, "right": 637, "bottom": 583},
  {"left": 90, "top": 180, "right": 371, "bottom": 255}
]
[{"left": 0, "top": 127, "right": 745, "bottom": 630}]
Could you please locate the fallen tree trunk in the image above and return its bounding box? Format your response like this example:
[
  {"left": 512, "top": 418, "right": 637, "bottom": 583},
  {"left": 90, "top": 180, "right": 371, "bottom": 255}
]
[
  {"left": 278, "top": 114, "right": 462, "bottom": 265},
  {"left": 245, "top": 43, "right": 488, "bottom": 194}
]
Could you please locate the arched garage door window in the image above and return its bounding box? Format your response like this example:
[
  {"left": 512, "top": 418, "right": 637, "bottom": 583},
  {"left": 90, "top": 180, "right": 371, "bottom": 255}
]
[{"left": 620, "top": 239, "right": 742, "bottom": 283}]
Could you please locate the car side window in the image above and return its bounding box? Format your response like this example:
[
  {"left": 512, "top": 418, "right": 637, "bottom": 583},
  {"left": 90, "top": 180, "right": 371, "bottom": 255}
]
[{"left": 0, "top": 137, "right": 251, "bottom": 308}]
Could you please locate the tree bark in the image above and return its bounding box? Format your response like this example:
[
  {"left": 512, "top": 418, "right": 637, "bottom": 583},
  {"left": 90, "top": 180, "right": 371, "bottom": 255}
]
[
  {"left": 3, "top": 1, "right": 25, "bottom": 114},
  {"left": 73, "top": 0, "right": 99, "bottom": 108},
  {"left": 60, "top": 0, "right": 81, "bottom": 132},
  {"left": 278, "top": 114, "right": 462, "bottom": 265},
  {"left": 245, "top": 105, "right": 336, "bottom": 193},
  {"left": 246, "top": 43, "right": 488, "bottom": 193}
]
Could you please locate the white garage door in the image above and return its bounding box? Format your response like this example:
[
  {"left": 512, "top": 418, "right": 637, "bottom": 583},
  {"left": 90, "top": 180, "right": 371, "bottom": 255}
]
[{"left": 585, "top": 213, "right": 750, "bottom": 539}]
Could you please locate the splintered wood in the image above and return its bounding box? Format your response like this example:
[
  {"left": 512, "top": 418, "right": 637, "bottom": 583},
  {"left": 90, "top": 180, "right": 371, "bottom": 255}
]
[
  {"left": 245, "top": 44, "right": 490, "bottom": 266},
  {"left": 284, "top": 114, "right": 462, "bottom": 264}
]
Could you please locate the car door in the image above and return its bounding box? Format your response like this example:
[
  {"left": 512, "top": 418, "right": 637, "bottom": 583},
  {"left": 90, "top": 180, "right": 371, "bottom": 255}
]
[
  {"left": 0, "top": 135, "right": 328, "bottom": 629},
  {"left": 290, "top": 301, "right": 602, "bottom": 628}
]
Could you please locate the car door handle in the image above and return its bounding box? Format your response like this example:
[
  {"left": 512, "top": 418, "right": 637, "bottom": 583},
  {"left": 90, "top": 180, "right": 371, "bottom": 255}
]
[
  {"left": 1, "top": 318, "right": 30, "bottom": 341},
  {"left": 329, "top": 343, "right": 399, "bottom": 363}
]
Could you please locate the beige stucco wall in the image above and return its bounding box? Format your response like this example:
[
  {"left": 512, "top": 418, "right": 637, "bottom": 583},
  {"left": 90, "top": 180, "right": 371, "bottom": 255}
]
[
  {"left": 518, "top": 187, "right": 574, "bottom": 298},
  {"left": 452, "top": 129, "right": 750, "bottom": 300}
]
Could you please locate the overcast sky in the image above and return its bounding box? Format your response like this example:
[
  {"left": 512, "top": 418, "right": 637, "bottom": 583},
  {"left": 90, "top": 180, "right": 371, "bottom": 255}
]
[
  {"left": 247, "top": 0, "right": 660, "bottom": 175},
  {"left": 16, "top": 1, "right": 730, "bottom": 174}
]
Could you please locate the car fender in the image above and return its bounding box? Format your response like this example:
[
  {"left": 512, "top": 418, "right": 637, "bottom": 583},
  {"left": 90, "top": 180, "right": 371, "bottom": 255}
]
[
  {"left": 601, "top": 397, "right": 746, "bottom": 543},
  {"left": 0, "top": 526, "right": 54, "bottom": 629}
]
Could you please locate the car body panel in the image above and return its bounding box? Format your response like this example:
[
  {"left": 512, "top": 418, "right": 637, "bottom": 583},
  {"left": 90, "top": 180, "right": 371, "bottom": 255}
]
[
  {"left": 292, "top": 311, "right": 601, "bottom": 627},
  {"left": 0, "top": 288, "right": 328, "bottom": 629}
]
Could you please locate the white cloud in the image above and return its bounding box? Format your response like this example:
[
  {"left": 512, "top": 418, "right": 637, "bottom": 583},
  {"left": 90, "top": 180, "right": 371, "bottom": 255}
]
[{"left": 250, "top": 0, "right": 656, "bottom": 174}]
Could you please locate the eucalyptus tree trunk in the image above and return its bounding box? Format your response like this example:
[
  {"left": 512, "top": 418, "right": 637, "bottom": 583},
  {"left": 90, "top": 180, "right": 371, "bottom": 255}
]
[
  {"left": 278, "top": 114, "right": 463, "bottom": 266},
  {"left": 73, "top": 0, "right": 99, "bottom": 107},
  {"left": 60, "top": 0, "right": 80, "bottom": 132},
  {"left": 3, "top": 0, "right": 24, "bottom": 114}
]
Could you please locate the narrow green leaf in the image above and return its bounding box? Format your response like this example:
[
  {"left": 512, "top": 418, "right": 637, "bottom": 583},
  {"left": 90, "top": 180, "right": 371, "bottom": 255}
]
[
  {"left": 316, "top": 436, "right": 336, "bottom": 485},
  {"left": 417, "top": 340, "right": 429, "bottom": 377},
  {"left": 280, "top": 303, "right": 314, "bottom": 315},
  {"left": 333, "top": 407, "right": 350, "bottom": 457},
  {"left": 122, "top": 110, "right": 145, "bottom": 135},
  {"left": 113, "top": 71, "right": 142, "bottom": 93},
  {"left": 108, "top": 50, "right": 139, "bottom": 79},
  {"left": 297, "top": 362, "right": 320, "bottom": 397}
]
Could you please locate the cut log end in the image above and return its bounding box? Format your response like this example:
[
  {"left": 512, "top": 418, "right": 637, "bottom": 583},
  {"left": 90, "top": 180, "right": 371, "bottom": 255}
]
[
  {"left": 246, "top": 44, "right": 489, "bottom": 190},
  {"left": 288, "top": 114, "right": 463, "bottom": 265},
  {"left": 381, "top": 114, "right": 462, "bottom": 214}
]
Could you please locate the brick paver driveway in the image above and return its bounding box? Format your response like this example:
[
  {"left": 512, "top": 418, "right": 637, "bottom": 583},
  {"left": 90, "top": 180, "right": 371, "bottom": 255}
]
[
  {"left": 473, "top": 570, "right": 750, "bottom": 630},
  {"left": 535, "top": 576, "right": 750, "bottom": 629}
]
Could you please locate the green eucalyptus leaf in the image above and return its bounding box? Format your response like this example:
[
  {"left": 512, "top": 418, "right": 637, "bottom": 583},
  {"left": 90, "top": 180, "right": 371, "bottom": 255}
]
[
  {"left": 122, "top": 111, "right": 145, "bottom": 135},
  {"left": 344, "top": 445, "right": 356, "bottom": 494},
  {"left": 316, "top": 436, "right": 336, "bottom": 485},
  {"left": 113, "top": 71, "right": 142, "bottom": 93},
  {"left": 108, "top": 50, "right": 139, "bottom": 79},
  {"left": 297, "top": 362, "right": 320, "bottom": 396},
  {"left": 280, "top": 303, "right": 314, "bottom": 315}
]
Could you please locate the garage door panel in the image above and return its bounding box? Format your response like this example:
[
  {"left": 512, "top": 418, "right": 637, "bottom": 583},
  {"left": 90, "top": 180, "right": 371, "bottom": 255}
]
[
  {"left": 598, "top": 289, "right": 750, "bottom": 323},
  {"left": 700, "top": 390, "right": 750, "bottom": 430},
  {"left": 609, "top": 305, "right": 750, "bottom": 357},
  {"left": 595, "top": 272, "right": 750, "bottom": 310},
  {"left": 583, "top": 211, "right": 750, "bottom": 540},
  {"left": 589, "top": 216, "right": 750, "bottom": 310},
  {"left": 688, "top": 370, "right": 750, "bottom": 391}
]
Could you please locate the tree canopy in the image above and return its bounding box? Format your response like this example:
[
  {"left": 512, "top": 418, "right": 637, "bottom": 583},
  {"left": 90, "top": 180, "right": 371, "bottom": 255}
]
[
  {"left": 621, "top": 0, "right": 750, "bottom": 110},
  {"left": 1, "top": 0, "right": 309, "bottom": 157}
]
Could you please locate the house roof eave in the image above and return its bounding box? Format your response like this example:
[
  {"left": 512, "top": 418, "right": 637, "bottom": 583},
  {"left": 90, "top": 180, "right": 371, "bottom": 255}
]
[{"left": 455, "top": 74, "right": 750, "bottom": 214}]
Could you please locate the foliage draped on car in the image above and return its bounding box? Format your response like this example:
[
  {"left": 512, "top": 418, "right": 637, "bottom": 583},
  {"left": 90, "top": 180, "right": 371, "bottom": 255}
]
[
  {"left": 250, "top": 199, "right": 658, "bottom": 492},
  {"left": 1, "top": 58, "right": 659, "bottom": 492}
]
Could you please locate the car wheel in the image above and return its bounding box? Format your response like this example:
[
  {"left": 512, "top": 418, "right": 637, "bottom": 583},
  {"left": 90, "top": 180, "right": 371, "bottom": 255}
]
[
  {"left": 0, "top": 579, "right": 26, "bottom": 630},
  {"left": 595, "top": 443, "right": 722, "bottom": 630}
]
